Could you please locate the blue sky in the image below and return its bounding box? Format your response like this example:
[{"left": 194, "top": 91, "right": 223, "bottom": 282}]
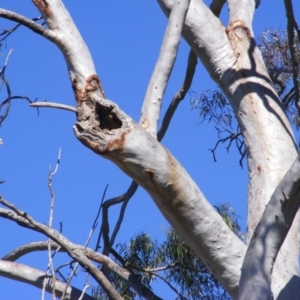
[{"left": 0, "top": 1, "right": 299, "bottom": 299}]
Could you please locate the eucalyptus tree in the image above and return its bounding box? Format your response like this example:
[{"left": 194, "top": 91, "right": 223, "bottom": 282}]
[{"left": 0, "top": 1, "right": 300, "bottom": 300}]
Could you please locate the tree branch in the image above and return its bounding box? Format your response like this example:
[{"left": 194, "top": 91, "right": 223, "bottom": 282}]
[
  {"left": 227, "top": 0, "right": 256, "bottom": 31},
  {"left": 30, "top": 102, "right": 77, "bottom": 113},
  {"left": 0, "top": 260, "right": 94, "bottom": 300},
  {"left": 238, "top": 154, "right": 300, "bottom": 299},
  {"left": 107, "top": 181, "right": 138, "bottom": 251},
  {"left": 209, "top": 0, "right": 227, "bottom": 17},
  {"left": 0, "top": 197, "right": 122, "bottom": 300},
  {"left": 0, "top": 16, "right": 43, "bottom": 43},
  {"left": 140, "top": 0, "right": 190, "bottom": 137},
  {"left": 0, "top": 233, "right": 161, "bottom": 299},
  {"left": 0, "top": 9, "right": 55, "bottom": 42},
  {"left": 157, "top": 49, "right": 197, "bottom": 140},
  {"left": 32, "top": 0, "right": 98, "bottom": 89}
]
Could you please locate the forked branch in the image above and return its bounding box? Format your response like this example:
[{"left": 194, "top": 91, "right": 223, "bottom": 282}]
[{"left": 0, "top": 215, "right": 162, "bottom": 299}]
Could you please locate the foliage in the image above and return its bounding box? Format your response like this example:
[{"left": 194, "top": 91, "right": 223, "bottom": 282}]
[
  {"left": 258, "top": 29, "right": 300, "bottom": 124},
  {"left": 93, "top": 205, "right": 241, "bottom": 300}
]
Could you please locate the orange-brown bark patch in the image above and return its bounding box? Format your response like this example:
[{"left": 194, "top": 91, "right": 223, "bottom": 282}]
[
  {"left": 32, "top": 0, "right": 52, "bottom": 16},
  {"left": 105, "top": 131, "right": 127, "bottom": 153},
  {"left": 72, "top": 78, "right": 87, "bottom": 103},
  {"left": 86, "top": 74, "right": 105, "bottom": 98}
]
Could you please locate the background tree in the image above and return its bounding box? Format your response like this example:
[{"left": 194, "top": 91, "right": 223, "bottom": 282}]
[{"left": 0, "top": 1, "right": 300, "bottom": 299}]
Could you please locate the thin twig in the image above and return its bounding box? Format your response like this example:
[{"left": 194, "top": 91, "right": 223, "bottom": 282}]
[
  {"left": 108, "top": 181, "right": 138, "bottom": 250},
  {"left": 48, "top": 148, "right": 61, "bottom": 227},
  {"left": 60, "top": 262, "right": 80, "bottom": 300},
  {"left": 100, "top": 181, "right": 138, "bottom": 256},
  {"left": 78, "top": 283, "right": 91, "bottom": 300},
  {"left": 93, "top": 185, "right": 109, "bottom": 251},
  {"left": 209, "top": 132, "right": 241, "bottom": 161},
  {"left": 147, "top": 271, "right": 186, "bottom": 300},
  {"left": 0, "top": 16, "right": 43, "bottom": 43},
  {"left": 46, "top": 148, "right": 62, "bottom": 300},
  {"left": 157, "top": 49, "right": 197, "bottom": 141},
  {"left": 1, "top": 49, "right": 14, "bottom": 75},
  {"left": 30, "top": 102, "right": 77, "bottom": 113}
]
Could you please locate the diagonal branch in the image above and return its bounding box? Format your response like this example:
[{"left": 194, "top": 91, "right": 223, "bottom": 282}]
[
  {"left": 0, "top": 260, "right": 94, "bottom": 300},
  {"left": 0, "top": 230, "right": 162, "bottom": 299},
  {"left": 0, "top": 9, "right": 55, "bottom": 42},
  {"left": 140, "top": 0, "right": 190, "bottom": 137},
  {"left": 238, "top": 154, "right": 300, "bottom": 300},
  {"left": 0, "top": 16, "right": 43, "bottom": 43}
]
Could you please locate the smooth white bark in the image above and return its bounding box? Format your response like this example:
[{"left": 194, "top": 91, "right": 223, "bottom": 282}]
[
  {"left": 140, "top": 0, "right": 190, "bottom": 137},
  {"left": 0, "top": 0, "right": 299, "bottom": 298},
  {"left": 33, "top": 0, "right": 97, "bottom": 88},
  {"left": 239, "top": 155, "right": 300, "bottom": 299},
  {"left": 73, "top": 95, "right": 246, "bottom": 298},
  {"left": 227, "top": 0, "right": 256, "bottom": 31},
  {"left": 158, "top": 0, "right": 299, "bottom": 298}
]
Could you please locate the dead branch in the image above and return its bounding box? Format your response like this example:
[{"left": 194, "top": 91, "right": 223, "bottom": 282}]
[
  {"left": 45, "top": 148, "right": 62, "bottom": 300},
  {"left": 209, "top": 130, "right": 245, "bottom": 167},
  {"left": 30, "top": 102, "right": 77, "bottom": 113},
  {"left": 100, "top": 181, "right": 138, "bottom": 256},
  {"left": 0, "top": 260, "right": 94, "bottom": 300},
  {"left": 0, "top": 197, "right": 122, "bottom": 300},
  {"left": 0, "top": 225, "right": 162, "bottom": 299}
]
